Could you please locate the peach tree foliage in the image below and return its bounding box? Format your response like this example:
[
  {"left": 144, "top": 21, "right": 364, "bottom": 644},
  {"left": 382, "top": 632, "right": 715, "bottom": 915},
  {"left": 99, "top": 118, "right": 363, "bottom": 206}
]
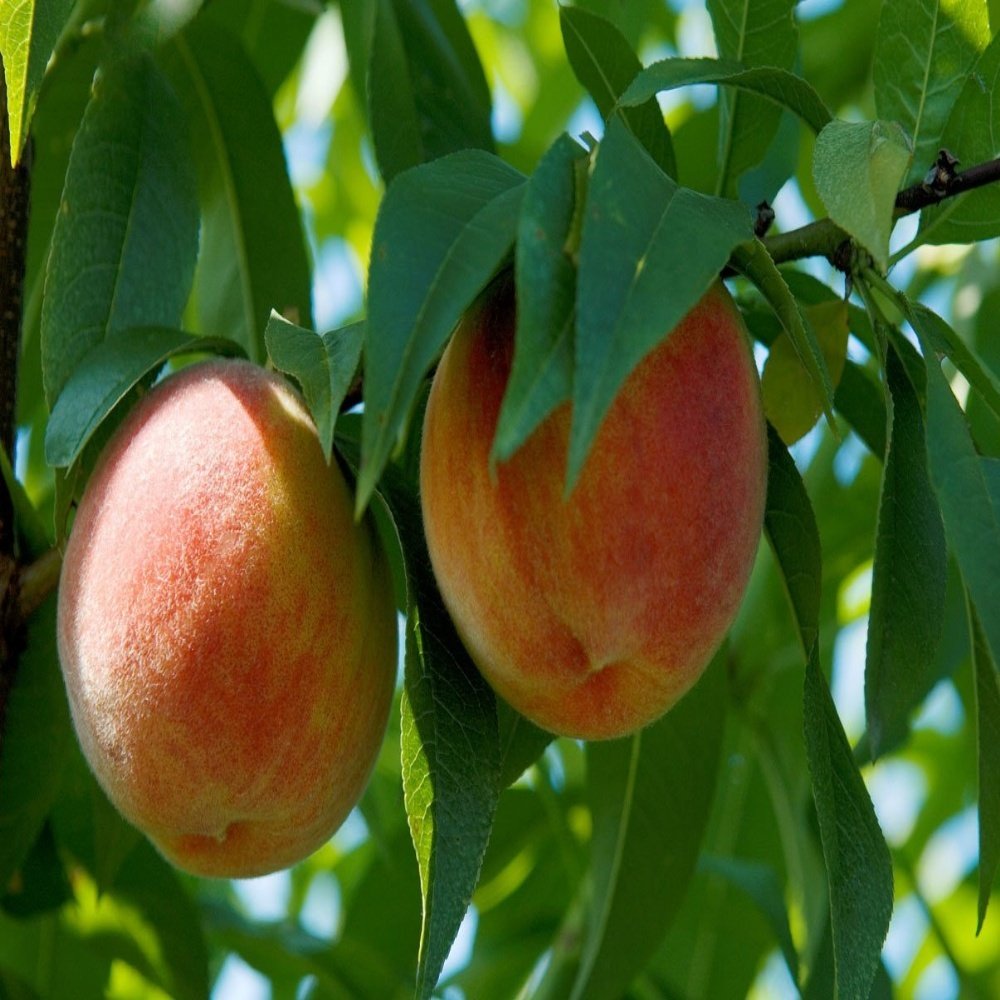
[{"left": 1, "top": 1, "right": 1000, "bottom": 999}]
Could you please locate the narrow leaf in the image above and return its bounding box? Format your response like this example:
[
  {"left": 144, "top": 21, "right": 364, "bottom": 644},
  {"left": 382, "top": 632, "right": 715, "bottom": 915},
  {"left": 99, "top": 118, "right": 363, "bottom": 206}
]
[
  {"left": 265, "top": 313, "right": 364, "bottom": 462},
  {"left": 0, "top": 0, "right": 75, "bottom": 165},
  {"left": 732, "top": 239, "right": 834, "bottom": 428},
  {"left": 621, "top": 57, "right": 832, "bottom": 135},
  {"left": 921, "top": 32, "right": 1000, "bottom": 243},
  {"left": 706, "top": 0, "right": 798, "bottom": 194},
  {"left": 0, "top": 599, "right": 72, "bottom": 891},
  {"left": 359, "top": 151, "right": 525, "bottom": 510},
  {"left": 496, "top": 701, "right": 553, "bottom": 789},
  {"left": 910, "top": 303, "right": 1000, "bottom": 673},
  {"left": 166, "top": 18, "right": 313, "bottom": 360},
  {"left": 45, "top": 327, "right": 243, "bottom": 469},
  {"left": 765, "top": 428, "right": 893, "bottom": 1000},
  {"left": 803, "top": 654, "right": 894, "bottom": 1000},
  {"left": 865, "top": 346, "right": 947, "bottom": 758},
  {"left": 559, "top": 5, "right": 675, "bottom": 177},
  {"left": 700, "top": 855, "right": 800, "bottom": 983},
  {"left": 763, "top": 425, "right": 822, "bottom": 654},
  {"left": 368, "top": 0, "right": 493, "bottom": 183},
  {"left": 873, "top": 0, "right": 989, "bottom": 187},
  {"left": 40, "top": 56, "right": 198, "bottom": 407},
  {"left": 493, "top": 134, "right": 584, "bottom": 464},
  {"left": 570, "top": 117, "right": 752, "bottom": 490},
  {"left": 364, "top": 450, "right": 500, "bottom": 1000},
  {"left": 571, "top": 658, "right": 726, "bottom": 1000},
  {"left": 762, "top": 299, "right": 847, "bottom": 445},
  {"left": 812, "top": 119, "right": 912, "bottom": 271},
  {"left": 968, "top": 596, "right": 1000, "bottom": 934}
]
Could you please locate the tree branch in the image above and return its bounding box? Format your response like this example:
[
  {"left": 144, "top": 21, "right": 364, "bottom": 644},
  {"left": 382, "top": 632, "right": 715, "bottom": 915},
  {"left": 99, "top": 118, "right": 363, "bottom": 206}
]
[
  {"left": 763, "top": 149, "right": 1000, "bottom": 269},
  {"left": 1, "top": 53, "right": 34, "bottom": 746}
]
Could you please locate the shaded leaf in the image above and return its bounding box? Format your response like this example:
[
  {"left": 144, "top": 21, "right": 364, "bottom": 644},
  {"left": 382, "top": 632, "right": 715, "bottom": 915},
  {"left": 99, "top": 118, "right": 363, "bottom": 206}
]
[
  {"left": 700, "top": 854, "right": 799, "bottom": 983},
  {"left": 865, "top": 346, "right": 947, "bottom": 758},
  {"left": 910, "top": 303, "right": 1000, "bottom": 674},
  {"left": 359, "top": 151, "right": 525, "bottom": 510},
  {"left": 265, "top": 313, "right": 364, "bottom": 462},
  {"left": 763, "top": 299, "right": 848, "bottom": 445},
  {"left": 732, "top": 239, "right": 834, "bottom": 428},
  {"left": 835, "top": 361, "right": 888, "bottom": 460},
  {"left": 496, "top": 700, "right": 553, "bottom": 789},
  {"left": 812, "top": 119, "right": 912, "bottom": 270},
  {"left": 873, "top": 0, "right": 989, "bottom": 187},
  {"left": 968, "top": 594, "right": 1000, "bottom": 934},
  {"left": 570, "top": 659, "right": 726, "bottom": 1000},
  {"left": 919, "top": 30, "right": 1000, "bottom": 242},
  {"left": 707, "top": 0, "right": 798, "bottom": 195},
  {"left": 0, "top": 599, "right": 71, "bottom": 893},
  {"left": 40, "top": 55, "right": 198, "bottom": 406},
  {"left": 45, "top": 327, "right": 243, "bottom": 469},
  {"left": 763, "top": 425, "right": 822, "bottom": 655},
  {"left": 493, "top": 133, "right": 583, "bottom": 464},
  {"left": 559, "top": 5, "right": 675, "bottom": 176},
  {"left": 368, "top": 0, "right": 493, "bottom": 183},
  {"left": 621, "top": 57, "right": 832, "bottom": 134},
  {"left": 0, "top": 0, "right": 75, "bottom": 165},
  {"left": 570, "top": 116, "right": 752, "bottom": 490},
  {"left": 803, "top": 654, "right": 894, "bottom": 1000},
  {"left": 166, "top": 17, "right": 312, "bottom": 360}
]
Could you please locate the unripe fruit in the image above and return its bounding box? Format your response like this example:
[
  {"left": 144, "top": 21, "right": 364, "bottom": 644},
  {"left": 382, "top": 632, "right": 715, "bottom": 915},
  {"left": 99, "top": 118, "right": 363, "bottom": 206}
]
[
  {"left": 420, "top": 280, "right": 766, "bottom": 740},
  {"left": 57, "top": 359, "right": 397, "bottom": 878}
]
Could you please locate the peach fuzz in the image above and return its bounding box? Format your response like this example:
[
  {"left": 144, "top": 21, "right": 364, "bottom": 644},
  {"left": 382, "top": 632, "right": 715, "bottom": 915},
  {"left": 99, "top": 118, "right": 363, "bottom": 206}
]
[
  {"left": 57, "top": 359, "right": 397, "bottom": 878},
  {"left": 420, "top": 280, "right": 767, "bottom": 740}
]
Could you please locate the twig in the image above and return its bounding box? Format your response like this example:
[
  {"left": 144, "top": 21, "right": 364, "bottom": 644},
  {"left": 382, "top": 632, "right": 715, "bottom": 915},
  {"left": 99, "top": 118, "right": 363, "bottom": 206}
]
[{"left": 763, "top": 149, "right": 1000, "bottom": 269}]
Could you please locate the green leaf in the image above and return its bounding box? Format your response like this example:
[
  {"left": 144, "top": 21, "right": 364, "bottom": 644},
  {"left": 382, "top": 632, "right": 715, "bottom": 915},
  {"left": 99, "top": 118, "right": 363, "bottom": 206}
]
[
  {"left": 496, "top": 701, "right": 553, "bottom": 788},
  {"left": 44, "top": 327, "right": 243, "bottom": 469},
  {"left": 763, "top": 425, "right": 822, "bottom": 655},
  {"left": 910, "top": 302, "right": 1000, "bottom": 676},
  {"left": 493, "top": 134, "right": 583, "bottom": 464},
  {"left": 812, "top": 119, "right": 912, "bottom": 271},
  {"left": 0, "top": 0, "right": 75, "bottom": 165},
  {"left": 864, "top": 346, "right": 947, "bottom": 758},
  {"left": 920, "top": 31, "right": 1000, "bottom": 244},
  {"left": 968, "top": 595, "right": 1000, "bottom": 934},
  {"left": 366, "top": 447, "right": 500, "bottom": 1000},
  {"left": 39, "top": 56, "right": 199, "bottom": 407},
  {"left": 0, "top": 598, "right": 72, "bottom": 893},
  {"left": 765, "top": 427, "right": 893, "bottom": 999},
  {"left": 620, "top": 58, "right": 832, "bottom": 135},
  {"left": 732, "top": 240, "right": 835, "bottom": 429},
  {"left": 835, "top": 361, "right": 888, "bottom": 460},
  {"left": 570, "top": 658, "right": 726, "bottom": 1000},
  {"left": 265, "top": 313, "right": 365, "bottom": 462},
  {"left": 706, "top": 0, "right": 798, "bottom": 195},
  {"left": 569, "top": 117, "right": 752, "bottom": 490},
  {"left": 803, "top": 653, "right": 894, "bottom": 1000},
  {"left": 359, "top": 150, "right": 525, "bottom": 511},
  {"left": 165, "top": 17, "right": 313, "bottom": 360},
  {"left": 873, "top": 0, "right": 990, "bottom": 187},
  {"left": 762, "top": 299, "right": 847, "bottom": 445},
  {"left": 558, "top": 5, "right": 676, "bottom": 177},
  {"left": 368, "top": 0, "right": 493, "bottom": 183},
  {"left": 0, "top": 443, "right": 48, "bottom": 557},
  {"left": 699, "top": 855, "right": 799, "bottom": 983}
]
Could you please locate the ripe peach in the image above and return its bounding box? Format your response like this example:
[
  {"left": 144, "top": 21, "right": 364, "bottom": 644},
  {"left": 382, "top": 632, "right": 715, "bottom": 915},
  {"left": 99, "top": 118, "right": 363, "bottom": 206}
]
[
  {"left": 420, "top": 280, "right": 766, "bottom": 740},
  {"left": 57, "top": 359, "right": 397, "bottom": 878}
]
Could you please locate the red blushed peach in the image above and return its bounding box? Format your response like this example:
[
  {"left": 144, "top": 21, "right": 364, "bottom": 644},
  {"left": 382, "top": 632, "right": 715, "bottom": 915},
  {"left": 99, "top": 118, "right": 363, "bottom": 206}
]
[
  {"left": 57, "top": 359, "right": 397, "bottom": 878},
  {"left": 420, "top": 280, "right": 766, "bottom": 740}
]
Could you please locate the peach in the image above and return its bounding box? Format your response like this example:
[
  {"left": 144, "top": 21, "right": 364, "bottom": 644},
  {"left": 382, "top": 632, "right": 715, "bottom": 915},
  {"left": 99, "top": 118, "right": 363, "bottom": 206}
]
[
  {"left": 420, "top": 280, "right": 766, "bottom": 740},
  {"left": 56, "top": 359, "right": 397, "bottom": 878}
]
